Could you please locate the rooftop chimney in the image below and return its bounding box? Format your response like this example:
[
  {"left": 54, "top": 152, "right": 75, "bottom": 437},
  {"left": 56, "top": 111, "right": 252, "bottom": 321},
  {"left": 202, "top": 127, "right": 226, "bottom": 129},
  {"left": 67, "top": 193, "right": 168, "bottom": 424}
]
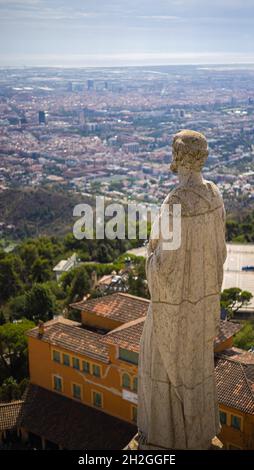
[{"left": 38, "top": 320, "right": 44, "bottom": 338}]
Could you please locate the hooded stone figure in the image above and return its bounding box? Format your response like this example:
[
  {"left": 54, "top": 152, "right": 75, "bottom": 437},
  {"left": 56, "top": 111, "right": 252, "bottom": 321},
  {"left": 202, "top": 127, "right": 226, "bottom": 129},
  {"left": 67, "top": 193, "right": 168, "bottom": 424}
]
[{"left": 137, "top": 130, "right": 227, "bottom": 450}]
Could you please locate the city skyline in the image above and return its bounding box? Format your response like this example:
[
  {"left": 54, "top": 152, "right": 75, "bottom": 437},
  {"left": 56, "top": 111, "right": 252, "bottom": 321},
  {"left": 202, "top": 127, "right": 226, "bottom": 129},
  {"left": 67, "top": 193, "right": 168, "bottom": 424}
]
[{"left": 0, "top": 0, "right": 254, "bottom": 67}]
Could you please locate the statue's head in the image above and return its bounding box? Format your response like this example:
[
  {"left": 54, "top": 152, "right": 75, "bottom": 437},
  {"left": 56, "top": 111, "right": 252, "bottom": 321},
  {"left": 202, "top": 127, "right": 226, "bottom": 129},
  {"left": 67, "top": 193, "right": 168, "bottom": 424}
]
[{"left": 170, "top": 129, "right": 208, "bottom": 173}]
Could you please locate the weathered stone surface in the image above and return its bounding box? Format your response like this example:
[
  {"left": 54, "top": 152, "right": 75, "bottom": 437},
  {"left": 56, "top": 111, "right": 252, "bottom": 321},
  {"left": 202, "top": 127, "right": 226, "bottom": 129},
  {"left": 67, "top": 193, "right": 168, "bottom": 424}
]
[{"left": 138, "top": 130, "right": 227, "bottom": 450}]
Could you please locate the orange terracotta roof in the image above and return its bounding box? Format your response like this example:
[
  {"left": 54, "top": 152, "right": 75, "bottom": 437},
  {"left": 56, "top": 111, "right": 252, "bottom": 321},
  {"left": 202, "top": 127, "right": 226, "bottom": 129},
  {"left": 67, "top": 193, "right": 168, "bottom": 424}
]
[
  {"left": 0, "top": 400, "right": 24, "bottom": 431},
  {"left": 27, "top": 317, "right": 110, "bottom": 363},
  {"left": 222, "top": 347, "right": 254, "bottom": 365},
  {"left": 27, "top": 295, "right": 242, "bottom": 368},
  {"left": 222, "top": 347, "right": 254, "bottom": 387},
  {"left": 215, "top": 354, "right": 254, "bottom": 415},
  {"left": 71, "top": 292, "right": 149, "bottom": 323},
  {"left": 214, "top": 321, "right": 241, "bottom": 348},
  {"left": 102, "top": 318, "right": 241, "bottom": 354},
  {"left": 102, "top": 318, "right": 145, "bottom": 353}
]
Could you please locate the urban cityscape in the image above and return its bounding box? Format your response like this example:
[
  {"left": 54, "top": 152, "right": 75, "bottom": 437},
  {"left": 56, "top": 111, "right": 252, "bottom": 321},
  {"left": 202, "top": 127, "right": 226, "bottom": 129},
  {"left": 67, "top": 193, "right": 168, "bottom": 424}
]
[{"left": 0, "top": 65, "right": 254, "bottom": 206}]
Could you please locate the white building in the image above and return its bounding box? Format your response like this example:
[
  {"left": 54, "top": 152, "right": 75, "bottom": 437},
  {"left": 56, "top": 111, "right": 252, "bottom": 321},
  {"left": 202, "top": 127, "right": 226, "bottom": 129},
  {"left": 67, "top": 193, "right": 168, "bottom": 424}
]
[{"left": 53, "top": 253, "right": 78, "bottom": 281}]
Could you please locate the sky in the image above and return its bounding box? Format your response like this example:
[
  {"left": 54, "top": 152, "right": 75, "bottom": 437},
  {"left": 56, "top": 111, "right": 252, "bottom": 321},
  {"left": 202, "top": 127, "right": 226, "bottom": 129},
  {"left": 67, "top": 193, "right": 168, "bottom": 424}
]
[{"left": 0, "top": 0, "right": 254, "bottom": 67}]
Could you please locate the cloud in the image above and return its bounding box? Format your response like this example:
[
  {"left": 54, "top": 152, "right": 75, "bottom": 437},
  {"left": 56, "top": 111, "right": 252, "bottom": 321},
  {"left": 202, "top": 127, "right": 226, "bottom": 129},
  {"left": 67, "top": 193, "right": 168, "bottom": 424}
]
[
  {"left": 0, "top": 2, "right": 97, "bottom": 22},
  {"left": 1, "top": 51, "right": 254, "bottom": 67},
  {"left": 0, "top": 0, "right": 40, "bottom": 4},
  {"left": 168, "top": 0, "right": 254, "bottom": 7},
  {"left": 0, "top": 0, "right": 253, "bottom": 65},
  {"left": 139, "top": 15, "right": 180, "bottom": 20}
]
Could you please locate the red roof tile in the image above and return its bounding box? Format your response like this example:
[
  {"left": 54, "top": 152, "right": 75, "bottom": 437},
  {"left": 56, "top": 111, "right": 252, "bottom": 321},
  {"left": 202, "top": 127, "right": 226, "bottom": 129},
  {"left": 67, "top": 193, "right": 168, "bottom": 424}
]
[
  {"left": 222, "top": 347, "right": 254, "bottom": 365},
  {"left": 102, "top": 318, "right": 145, "bottom": 353},
  {"left": 214, "top": 321, "right": 241, "bottom": 348},
  {"left": 0, "top": 401, "right": 23, "bottom": 431},
  {"left": 215, "top": 355, "right": 254, "bottom": 414},
  {"left": 102, "top": 318, "right": 241, "bottom": 354},
  {"left": 27, "top": 317, "right": 110, "bottom": 363},
  {"left": 71, "top": 293, "right": 149, "bottom": 323}
]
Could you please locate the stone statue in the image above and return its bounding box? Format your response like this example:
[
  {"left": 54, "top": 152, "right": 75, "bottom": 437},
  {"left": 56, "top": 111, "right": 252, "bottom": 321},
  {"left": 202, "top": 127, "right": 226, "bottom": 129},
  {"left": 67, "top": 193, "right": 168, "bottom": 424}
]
[{"left": 138, "top": 130, "right": 227, "bottom": 450}]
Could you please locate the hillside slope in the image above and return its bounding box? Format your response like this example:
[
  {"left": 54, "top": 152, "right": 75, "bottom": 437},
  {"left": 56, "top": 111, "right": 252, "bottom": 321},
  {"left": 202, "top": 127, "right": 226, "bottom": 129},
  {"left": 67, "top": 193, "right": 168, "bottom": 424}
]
[{"left": 0, "top": 187, "right": 90, "bottom": 239}]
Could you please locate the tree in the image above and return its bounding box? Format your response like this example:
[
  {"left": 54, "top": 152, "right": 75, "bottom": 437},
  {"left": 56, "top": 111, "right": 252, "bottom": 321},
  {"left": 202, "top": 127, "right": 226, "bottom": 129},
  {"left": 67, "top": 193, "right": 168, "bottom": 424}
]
[
  {"left": 0, "top": 311, "right": 6, "bottom": 325},
  {"left": 95, "top": 243, "right": 114, "bottom": 263},
  {"left": 31, "top": 258, "right": 51, "bottom": 283},
  {"left": 0, "top": 256, "right": 23, "bottom": 303},
  {"left": 0, "top": 377, "right": 29, "bottom": 402},
  {"left": 0, "top": 319, "right": 34, "bottom": 380},
  {"left": 233, "top": 322, "right": 254, "bottom": 351},
  {"left": 19, "top": 242, "right": 38, "bottom": 275},
  {"left": 226, "top": 211, "right": 254, "bottom": 243},
  {"left": 19, "top": 377, "right": 29, "bottom": 397},
  {"left": 60, "top": 269, "right": 76, "bottom": 292},
  {"left": 64, "top": 233, "right": 81, "bottom": 251},
  {"left": 221, "top": 287, "right": 253, "bottom": 318},
  {"left": 128, "top": 257, "right": 149, "bottom": 299},
  {"left": 7, "top": 294, "right": 27, "bottom": 320},
  {"left": 0, "top": 377, "right": 20, "bottom": 402},
  {"left": 226, "top": 220, "right": 240, "bottom": 242},
  {"left": 67, "top": 266, "right": 90, "bottom": 303},
  {"left": 25, "top": 284, "right": 55, "bottom": 322}
]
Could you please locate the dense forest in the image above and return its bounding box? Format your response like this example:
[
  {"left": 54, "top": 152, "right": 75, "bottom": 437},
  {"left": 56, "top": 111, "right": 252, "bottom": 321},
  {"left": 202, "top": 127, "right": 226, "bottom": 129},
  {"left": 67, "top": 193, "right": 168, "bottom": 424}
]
[{"left": 0, "top": 234, "right": 143, "bottom": 320}]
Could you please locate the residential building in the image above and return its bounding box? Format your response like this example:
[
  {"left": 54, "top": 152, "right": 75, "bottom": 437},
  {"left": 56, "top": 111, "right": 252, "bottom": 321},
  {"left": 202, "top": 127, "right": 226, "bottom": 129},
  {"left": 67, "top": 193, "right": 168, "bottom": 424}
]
[
  {"left": 53, "top": 253, "right": 78, "bottom": 281},
  {"left": 17, "top": 293, "right": 254, "bottom": 449},
  {"left": 215, "top": 348, "right": 254, "bottom": 449}
]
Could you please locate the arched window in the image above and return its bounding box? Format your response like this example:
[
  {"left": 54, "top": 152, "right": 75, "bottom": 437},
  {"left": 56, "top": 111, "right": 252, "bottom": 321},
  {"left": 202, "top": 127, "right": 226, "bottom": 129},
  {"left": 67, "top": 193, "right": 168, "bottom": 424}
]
[
  {"left": 122, "top": 373, "right": 131, "bottom": 389},
  {"left": 133, "top": 376, "right": 138, "bottom": 393}
]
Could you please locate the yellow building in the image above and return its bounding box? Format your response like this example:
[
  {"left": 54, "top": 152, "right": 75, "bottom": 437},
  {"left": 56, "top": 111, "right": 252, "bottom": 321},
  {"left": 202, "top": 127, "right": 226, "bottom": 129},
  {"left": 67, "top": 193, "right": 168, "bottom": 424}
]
[
  {"left": 21, "top": 292, "right": 254, "bottom": 449},
  {"left": 215, "top": 349, "right": 254, "bottom": 450},
  {"left": 27, "top": 294, "right": 148, "bottom": 427}
]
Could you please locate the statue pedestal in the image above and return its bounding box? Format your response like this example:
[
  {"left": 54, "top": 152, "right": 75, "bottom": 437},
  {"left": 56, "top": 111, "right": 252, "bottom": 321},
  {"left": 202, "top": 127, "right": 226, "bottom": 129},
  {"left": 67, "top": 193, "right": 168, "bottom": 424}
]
[
  {"left": 210, "top": 436, "right": 224, "bottom": 450},
  {"left": 124, "top": 433, "right": 224, "bottom": 450}
]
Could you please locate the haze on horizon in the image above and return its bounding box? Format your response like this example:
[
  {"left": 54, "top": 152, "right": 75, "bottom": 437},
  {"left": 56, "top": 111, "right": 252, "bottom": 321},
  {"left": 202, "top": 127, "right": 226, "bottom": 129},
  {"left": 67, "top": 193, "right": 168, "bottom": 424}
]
[{"left": 0, "top": 0, "right": 254, "bottom": 67}]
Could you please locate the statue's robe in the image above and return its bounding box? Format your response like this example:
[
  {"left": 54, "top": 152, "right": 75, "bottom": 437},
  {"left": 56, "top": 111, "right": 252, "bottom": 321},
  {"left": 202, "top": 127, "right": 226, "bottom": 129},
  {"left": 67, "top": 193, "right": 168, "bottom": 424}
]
[{"left": 138, "top": 180, "right": 227, "bottom": 450}]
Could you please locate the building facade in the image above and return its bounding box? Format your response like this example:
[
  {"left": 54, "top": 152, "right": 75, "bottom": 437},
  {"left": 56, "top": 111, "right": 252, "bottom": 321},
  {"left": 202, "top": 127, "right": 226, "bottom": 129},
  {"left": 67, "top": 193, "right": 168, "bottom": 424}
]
[
  {"left": 27, "top": 294, "right": 148, "bottom": 426},
  {"left": 24, "top": 292, "right": 254, "bottom": 449}
]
